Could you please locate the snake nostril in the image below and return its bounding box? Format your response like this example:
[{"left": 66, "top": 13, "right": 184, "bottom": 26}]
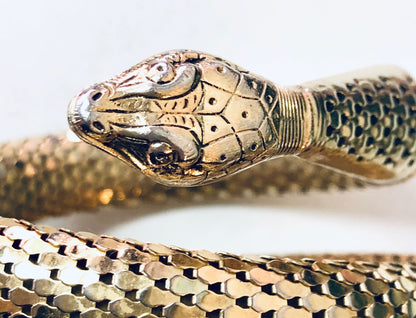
[
  {"left": 92, "top": 121, "right": 105, "bottom": 133},
  {"left": 91, "top": 91, "right": 103, "bottom": 101}
]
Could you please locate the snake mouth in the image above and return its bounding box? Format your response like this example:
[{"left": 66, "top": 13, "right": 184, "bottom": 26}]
[
  {"left": 105, "top": 137, "right": 151, "bottom": 171},
  {"left": 103, "top": 134, "right": 208, "bottom": 186}
]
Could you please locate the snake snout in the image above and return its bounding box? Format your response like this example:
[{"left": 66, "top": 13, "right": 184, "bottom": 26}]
[{"left": 68, "top": 85, "right": 113, "bottom": 140}]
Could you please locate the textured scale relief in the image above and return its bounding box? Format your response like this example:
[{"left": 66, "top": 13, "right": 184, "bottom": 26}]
[
  {"left": 1, "top": 218, "right": 416, "bottom": 318},
  {"left": 314, "top": 73, "right": 416, "bottom": 179},
  {"left": 0, "top": 135, "right": 363, "bottom": 219},
  {"left": 5, "top": 49, "right": 416, "bottom": 317}
]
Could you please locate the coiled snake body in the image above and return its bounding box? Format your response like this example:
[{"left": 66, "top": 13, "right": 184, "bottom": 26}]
[{"left": 1, "top": 50, "right": 416, "bottom": 317}]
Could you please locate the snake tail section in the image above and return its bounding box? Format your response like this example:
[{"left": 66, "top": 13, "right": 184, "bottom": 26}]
[
  {"left": 1, "top": 216, "right": 416, "bottom": 317},
  {"left": 0, "top": 134, "right": 364, "bottom": 220}
]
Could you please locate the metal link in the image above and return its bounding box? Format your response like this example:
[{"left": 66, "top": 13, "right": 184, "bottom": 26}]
[{"left": 0, "top": 217, "right": 415, "bottom": 317}]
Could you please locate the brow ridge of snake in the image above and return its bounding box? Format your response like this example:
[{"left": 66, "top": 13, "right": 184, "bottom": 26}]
[{"left": 1, "top": 50, "right": 416, "bottom": 317}]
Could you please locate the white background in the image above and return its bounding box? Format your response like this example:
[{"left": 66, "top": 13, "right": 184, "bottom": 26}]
[{"left": 1, "top": 0, "right": 416, "bottom": 255}]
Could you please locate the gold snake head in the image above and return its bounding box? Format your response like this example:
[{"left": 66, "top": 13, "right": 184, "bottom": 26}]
[{"left": 68, "top": 50, "right": 252, "bottom": 186}]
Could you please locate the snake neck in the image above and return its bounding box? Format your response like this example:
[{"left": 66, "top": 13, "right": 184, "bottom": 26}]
[
  {"left": 271, "top": 87, "right": 314, "bottom": 155},
  {"left": 275, "top": 66, "right": 416, "bottom": 184}
]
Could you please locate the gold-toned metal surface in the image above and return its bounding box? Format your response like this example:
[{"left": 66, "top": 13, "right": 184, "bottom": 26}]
[
  {"left": 1, "top": 49, "right": 416, "bottom": 317},
  {"left": 0, "top": 218, "right": 416, "bottom": 318},
  {"left": 0, "top": 134, "right": 364, "bottom": 220},
  {"left": 1, "top": 219, "right": 416, "bottom": 317},
  {"left": 68, "top": 50, "right": 416, "bottom": 187}
]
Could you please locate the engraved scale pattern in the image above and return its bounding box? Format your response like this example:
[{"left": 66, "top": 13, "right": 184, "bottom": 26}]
[{"left": 197, "top": 61, "right": 280, "bottom": 175}]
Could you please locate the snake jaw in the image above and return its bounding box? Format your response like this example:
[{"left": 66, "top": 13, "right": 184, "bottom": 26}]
[
  {"left": 106, "top": 125, "right": 207, "bottom": 186},
  {"left": 112, "top": 126, "right": 200, "bottom": 164}
]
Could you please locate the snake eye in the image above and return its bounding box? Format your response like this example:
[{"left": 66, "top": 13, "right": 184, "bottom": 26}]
[
  {"left": 147, "top": 142, "right": 175, "bottom": 166},
  {"left": 147, "top": 62, "right": 175, "bottom": 84}
]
